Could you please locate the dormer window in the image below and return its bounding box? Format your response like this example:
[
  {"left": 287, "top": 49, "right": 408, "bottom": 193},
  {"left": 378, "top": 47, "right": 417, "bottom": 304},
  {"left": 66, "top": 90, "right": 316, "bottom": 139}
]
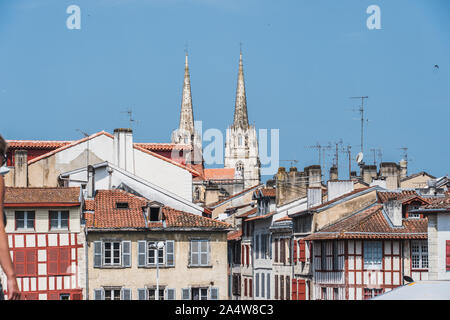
[
  {"left": 116, "top": 202, "right": 129, "bottom": 209},
  {"left": 150, "top": 207, "right": 161, "bottom": 222}
]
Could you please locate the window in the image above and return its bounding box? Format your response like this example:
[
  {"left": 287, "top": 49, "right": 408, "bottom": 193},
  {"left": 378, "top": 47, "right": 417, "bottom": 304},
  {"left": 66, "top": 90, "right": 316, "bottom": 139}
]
[
  {"left": 446, "top": 240, "right": 450, "bottom": 271},
  {"left": 266, "top": 273, "right": 270, "bottom": 299},
  {"left": 104, "top": 288, "right": 121, "bottom": 300},
  {"left": 148, "top": 288, "right": 165, "bottom": 300},
  {"left": 363, "top": 241, "right": 382, "bottom": 270},
  {"left": 321, "top": 242, "right": 327, "bottom": 270},
  {"left": 322, "top": 287, "right": 327, "bottom": 300},
  {"left": 192, "top": 288, "right": 208, "bottom": 300},
  {"left": 60, "top": 294, "right": 70, "bottom": 300},
  {"left": 261, "top": 273, "right": 265, "bottom": 298},
  {"left": 190, "top": 239, "right": 209, "bottom": 266},
  {"left": 333, "top": 288, "right": 339, "bottom": 300},
  {"left": 255, "top": 273, "right": 259, "bottom": 297},
  {"left": 104, "top": 241, "right": 121, "bottom": 266},
  {"left": 49, "top": 211, "right": 69, "bottom": 230},
  {"left": 363, "top": 288, "right": 383, "bottom": 300},
  {"left": 286, "top": 276, "right": 290, "bottom": 300},
  {"left": 13, "top": 248, "right": 37, "bottom": 276},
  {"left": 274, "top": 275, "right": 278, "bottom": 299},
  {"left": 280, "top": 275, "right": 284, "bottom": 300},
  {"left": 15, "top": 211, "right": 35, "bottom": 230},
  {"left": 148, "top": 241, "right": 165, "bottom": 265},
  {"left": 332, "top": 241, "right": 339, "bottom": 270},
  {"left": 48, "top": 247, "right": 71, "bottom": 274},
  {"left": 115, "top": 202, "right": 129, "bottom": 209},
  {"left": 236, "top": 162, "right": 244, "bottom": 179},
  {"left": 411, "top": 240, "right": 428, "bottom": 269},
  {"left": 149, "top": 207, "right": 161, "bottom": 222}
]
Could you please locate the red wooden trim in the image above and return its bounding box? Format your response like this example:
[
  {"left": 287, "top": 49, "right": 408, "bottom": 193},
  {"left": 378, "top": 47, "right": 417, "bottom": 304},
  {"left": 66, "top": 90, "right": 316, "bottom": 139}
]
[{"left": 446, "top": 240, "right": 450, "bottom": 270}]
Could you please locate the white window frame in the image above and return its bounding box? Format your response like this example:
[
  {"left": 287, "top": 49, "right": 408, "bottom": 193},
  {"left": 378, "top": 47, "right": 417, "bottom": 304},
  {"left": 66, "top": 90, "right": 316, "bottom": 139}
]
[
  {"left": 49, "top": 210, "right": 69, "bottom": 230},
  {"left": 363, "top": 241, "right": 382, "bottom": 270},
  {"left": 147, "top": 287, "right": 166, "bottom": 300},
  {"left": 15, "top": 210, "right": 35, "bottom": 230},
  {"left": 411, "top": 240, "right": 428, "bottom": 269},
  {"left": 104, "top": 288, "right": 122, "bottom": 300},
  {"left": 191, "top": 287, "right": 208, "bottom": 300},
  {"left": 103, "top": 241, "right": 122, "bottom": 266},
  {"left": 147, "top": 241, "right": 165, "bottom": 265}
]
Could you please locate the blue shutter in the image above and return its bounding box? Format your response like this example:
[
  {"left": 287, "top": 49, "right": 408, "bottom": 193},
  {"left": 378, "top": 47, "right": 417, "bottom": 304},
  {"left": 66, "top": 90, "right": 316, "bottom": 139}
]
[
  {"left": 94, "top": 288, "right": 104, "bottom": 300},
  {"left": 121, "top": 288, "right": 131, "bottom": 300},
  {"left": 166, "top": 240, "right": 175, "bottom": 266},
  {"left": 122, "top": 241, "right": 131, "bottom": 267},
  {"left": 138, "top": 288, "right": 147, "bottom": 300},
  {"left": 138, "top": 241, "right": 147, "bottom": 267},
  {"left": 210, "top": 287, "right": 218, "bottom": 300},
  {"left": 94, "top": 241, "right": 102, "bottom": 268}
]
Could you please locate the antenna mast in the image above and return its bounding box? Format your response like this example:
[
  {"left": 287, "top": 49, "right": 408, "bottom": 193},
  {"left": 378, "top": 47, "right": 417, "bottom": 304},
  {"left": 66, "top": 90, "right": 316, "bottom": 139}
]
[{"left": 350, "top": 96, "right": 369, "bottom": 154}]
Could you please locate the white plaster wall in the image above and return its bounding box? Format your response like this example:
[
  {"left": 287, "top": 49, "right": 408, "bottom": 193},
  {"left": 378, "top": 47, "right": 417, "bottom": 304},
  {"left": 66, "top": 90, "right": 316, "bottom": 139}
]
[
  {"left": 437, "top": 214, "right": 450, "bottom": 280},
  {"left": 56, "top": 134, "right": 114, "bottom": 165}
]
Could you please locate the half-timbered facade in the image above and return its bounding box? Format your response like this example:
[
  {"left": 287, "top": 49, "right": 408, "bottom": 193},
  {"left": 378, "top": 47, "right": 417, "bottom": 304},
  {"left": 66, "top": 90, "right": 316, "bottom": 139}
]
[{"left": 1, "top": 187, "right": 84, "bottom": 300}]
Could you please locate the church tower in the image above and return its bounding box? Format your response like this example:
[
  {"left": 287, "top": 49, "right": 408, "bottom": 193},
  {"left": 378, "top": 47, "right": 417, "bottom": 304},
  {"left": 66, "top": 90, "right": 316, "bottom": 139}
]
[
  {"left": 172, "top": 53, "right": 202, "bottom": 165},
  {"left": 224, "top": 51, "right": 260, "bottom": 188}
]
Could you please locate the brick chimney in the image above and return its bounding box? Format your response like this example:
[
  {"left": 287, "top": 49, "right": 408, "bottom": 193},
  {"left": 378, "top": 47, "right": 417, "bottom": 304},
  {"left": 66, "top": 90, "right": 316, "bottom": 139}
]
[
  {"left": 113, "top": 128, "right": 135, "bottom": 173},
  {"left": 384, "top": 200, "right": 402, "bottom": 227},
  {"left": 329, "top": 166, "right": 338, "bottom": 181},
  {"left": 275, "top": 167, "right": 288, "bottom": 206},
  {"left": 14, "top": 150, "right": 28, "bottom": 187},
  {"left": 399, "top": 159, "right": 408, "bottom": 180},
  {"left": 361, "top": 165, "right": 377, "bottom": 185}
]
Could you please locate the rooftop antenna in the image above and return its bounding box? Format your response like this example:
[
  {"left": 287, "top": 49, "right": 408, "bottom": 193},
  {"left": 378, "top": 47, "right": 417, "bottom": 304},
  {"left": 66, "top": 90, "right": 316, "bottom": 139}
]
[
  {"left": 399, "top": 147, "right": 408, "bottom": 162},
  {"left": 280, "top": 160, "right": 299, "bottom": 168},
  {"left": 345, "top": 145, "right": 352, "bottom": 178},
  {"left": 350, "top": 96, "right": 369, "bottom": 155},
  {"left": 121, "top": 108, "right": 139, "bottom": 129},
  {"left": 307, "top": 142, "right": 323, "bottom": 165},
  {"left": 76, "top": 129, "right": 90, "bottom": 181}
]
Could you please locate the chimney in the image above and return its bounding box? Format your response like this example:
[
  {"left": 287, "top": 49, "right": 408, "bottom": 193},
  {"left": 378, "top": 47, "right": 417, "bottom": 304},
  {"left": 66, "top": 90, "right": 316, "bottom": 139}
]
[
  {"left": 329, "top": 166, "right": 338, "bottom": 181},
  {"left": 379, "top": 162, "right": 400, "bottom": 190},
  {"left": 113, "top": 128, "right": 135, "bottom": 173},
  {"left": 384, "top": 200, "right": 402, "bottom": 227},
  {"left": 361, "top": 165, "right": 377, "bottom": 185},
  {"left": 14, "top": 150, "right": 28, "bottom": 187},
  {"left": 350, "top": 171, "right": 357, "bottom": 179},
  {"left": 327, "top": 180, "right": 354, "bottom": 201},
  {"left": 305, "top": 165, "right": 321, "bottom": 188},
  {"left": 399, "top": 159, "right": 407, "bottom": 180},
  {"left": 307, "top": 187, "right": 322, "bottom": 208},
  {"left": 275, "top": 167, "right": 288, "bottom": 206},
  {"left": 87, "top": 165, "right": 95, "bottom": 198}
]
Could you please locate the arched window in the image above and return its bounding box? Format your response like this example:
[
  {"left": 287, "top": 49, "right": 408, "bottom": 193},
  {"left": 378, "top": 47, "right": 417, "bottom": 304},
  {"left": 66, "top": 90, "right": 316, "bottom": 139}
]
[{"left": 238, "top": 135, "right": 243, "bottom": 146}]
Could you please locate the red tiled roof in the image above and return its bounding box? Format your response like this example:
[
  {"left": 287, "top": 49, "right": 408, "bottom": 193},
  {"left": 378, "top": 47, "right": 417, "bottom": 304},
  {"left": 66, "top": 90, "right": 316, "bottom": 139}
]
[
  {"left": 134, "top": 143, "right": 191, "bottom": 152},
  {"left": 4, "top": 187, "right": 80, "bottom": 206},
  {"left": 85, "top": 189, "right": 230, "bottom": 230},
  {"left": 377, "top": 190, "right": 418, "bottom": 203},
  {"left": 204, "top": 168, "right": 235, "bottom": 180},
  {"left": 419, "top": 196, "right": 450, "bottom": 211},
  {"left": 245, "top": 211, "right": 276, "bottom": 222},
  {"left": 259, "top": 188, "right": 276, "bottom": 198},
  {"left": 84, "top": 199, "right": 95, "bottom": 211},
  {"left": 275, "top": 216, "right": 292, "bottom": 223},
  {"left": 6, "top": 140, "right": 71, "bottom": 149},
  {"left": 227, "top": 229, "right": 242, "bottom": 241},
  {"left": 304, "top": 204, "right": 427, "bottom": 241},
  {"left": 236, "top": 207, "right": 257, "bottom": 218}
]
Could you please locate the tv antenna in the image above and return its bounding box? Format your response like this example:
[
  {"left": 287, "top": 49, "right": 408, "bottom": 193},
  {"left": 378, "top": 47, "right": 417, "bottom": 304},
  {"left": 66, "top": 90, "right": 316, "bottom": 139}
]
[
  {"left": 76, "top": 129, "right": 90, "bottom": 179},
  {"left": 280, "top": 160, "right": 299, "bottom": 168},
  {"left": 344, "top": 145, "right": 352, "bottom": 178},
  {"left": 121, "top": 108, "right": 139, "bottom": 129},
  {"left": 350, "top": 96, "right": 369, "bottom": 154},
  {"left": 399, "top": 147, "right": 408, "bottom": 162},
  {"left": 307, "top": 143, "right": 331, "bottom": 170}
]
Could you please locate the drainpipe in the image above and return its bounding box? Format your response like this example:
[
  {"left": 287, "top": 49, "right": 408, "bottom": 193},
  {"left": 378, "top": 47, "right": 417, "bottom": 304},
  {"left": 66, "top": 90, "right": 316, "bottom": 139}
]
[{"left": 84, "top": 225, "right": 89, "bottom": 300}]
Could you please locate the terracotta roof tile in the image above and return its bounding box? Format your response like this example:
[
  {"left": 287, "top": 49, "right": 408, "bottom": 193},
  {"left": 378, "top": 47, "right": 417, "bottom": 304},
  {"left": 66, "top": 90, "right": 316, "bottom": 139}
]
[
  {"left": 259, "top": 188, "right": 276, "bottom": 198},
  {"left": 6, "top": 140, "right": 71, "bottom": 149},
  {"left": 4, "top": 187, "right": 80, "bottom": 205},
  {"left": 134, "top": 143, "right": 191, "bottom": 152},
  {"left": 203, "top": 168, "right": 235, "bottom": 180},
  {"left": 419, "top": 196, "right": 450, "bottom": 211},
  {"left": 235, "top": 207, "right": 257, "bottom": 218},
  {"left": 304, "top": 204, "right": 427, "bottom": 241},
  {"left": 377, "top": 190, "right": 418, "bottom": 203},
  {"left": 245, "top": 211, "right": 276, "bottom": 222},
  {"left": 227, "top": 230, "right": 242, "bottom": 241},
  {"left": 86, "top": 189, "right": 230, "bottom": 230},
  {"left": 275, "top": 216, "right": 292, "bottom": 223}
]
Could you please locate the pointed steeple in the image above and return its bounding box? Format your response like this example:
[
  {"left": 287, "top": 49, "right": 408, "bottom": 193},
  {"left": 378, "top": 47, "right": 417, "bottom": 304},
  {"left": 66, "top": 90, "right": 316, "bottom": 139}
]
[
  {"left": 233, "top": 50, "right": 249, "bottom": 129},
  {"left": 178, "top": 52, "right": 195, "bottom": 134}
]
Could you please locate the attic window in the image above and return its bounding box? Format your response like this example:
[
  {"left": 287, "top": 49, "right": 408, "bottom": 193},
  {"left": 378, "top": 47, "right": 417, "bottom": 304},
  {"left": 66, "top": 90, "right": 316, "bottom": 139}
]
[
  {"left": 150, "top": 207, "right": 161, "bottom": 222},
  {"left": 116, "top": 202, "right": 129, "bottom": 209}
]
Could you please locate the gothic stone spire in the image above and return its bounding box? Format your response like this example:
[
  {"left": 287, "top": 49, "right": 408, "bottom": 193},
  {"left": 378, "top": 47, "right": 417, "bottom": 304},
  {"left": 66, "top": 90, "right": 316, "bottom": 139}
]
[
  {"left": 178, "top": 53, "right": 195, "bottom": 134},
  {"left": 233, "top": 51, "right": 249, "bottom": 129}
]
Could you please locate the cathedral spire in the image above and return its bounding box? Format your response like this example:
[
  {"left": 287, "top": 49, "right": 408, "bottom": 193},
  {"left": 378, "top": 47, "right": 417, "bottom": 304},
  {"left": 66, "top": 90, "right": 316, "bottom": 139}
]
[
  {"left": 233, "top": 50, "right": 249, "bottom": 129},
  {"left": 178, "top": 52, "right": 195, "bottom": 135}
]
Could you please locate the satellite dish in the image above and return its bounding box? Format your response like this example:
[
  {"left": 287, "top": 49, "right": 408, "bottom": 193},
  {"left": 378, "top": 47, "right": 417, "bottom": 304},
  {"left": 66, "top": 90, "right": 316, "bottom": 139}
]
[{"left": 356, "top": 152, "right": 364, "bottom": 164}]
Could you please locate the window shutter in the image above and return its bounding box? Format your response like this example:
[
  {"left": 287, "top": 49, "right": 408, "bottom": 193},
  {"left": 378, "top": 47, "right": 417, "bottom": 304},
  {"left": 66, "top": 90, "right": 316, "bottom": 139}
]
[
  {"left": 298, "top": 280, "right": 306, "bottom": 300},
  {"left": 166, "top": 288, "right": 176, "bottom": 300},
  {"left": 209, "top": 287, "right": 218, "bottom": 300},
  {"left": 275, "top": 239, "right": 279, "bottom": 263},
  {"left": 446, "top": 240, "right": 450, "bottom": 270},
  {"left": 274, "top": 275, "right": 278, "bottom": 299},
  {"left": 266, "top": 273, "right": 270, "bottom": 299},
  {"left": 292, "top": 278, "right": 298, "bottom": 300},
  {"left": 299, "top": 240, "right": 306, "bottom": 262},
  {"left": 166, "top": 240, "right": 175, "bottom": 266},
  {"left": 121, "top": 288, "right": 131, "bottom": 300},
  {"left": 94, "top": 288, "right": 104, "bottom": 300},
  {"left": 182, "top": 288, "right": 191, "bottom": 300},
  {"left": 138, "top": 241, "right": 147, "bottom": 267},
  {"left": 93, "top": 241, "right": 102, "bottom": 268},
  {"left": 72, "top": 293, "right": 82, "bottom": 300},
  {"left": 293, "top": 240, "right": 298, "bottom": 264},
  {"left": 138, "top": 288, "right": 147, "bottom": 300},
  {"left": 121, "top": 241, "right": 131, "bottom": 267},
  {"left": 269, "top": 235, "right": 272, "bottom": 259},
  {"left": 241, "top": 244, "right": 244, "bottom": 265},
  {"left": 246, "top": 245, "right": 249, "bottom": 267},
  {"left": 249, "top": 278, "right": 253, "bottom": 298}
]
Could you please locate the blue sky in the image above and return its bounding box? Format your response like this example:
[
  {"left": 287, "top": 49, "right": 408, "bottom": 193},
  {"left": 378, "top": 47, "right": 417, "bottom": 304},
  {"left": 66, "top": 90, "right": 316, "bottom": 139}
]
[{"left": 0, "top": 0, "right": 449, "bottom": 180}]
